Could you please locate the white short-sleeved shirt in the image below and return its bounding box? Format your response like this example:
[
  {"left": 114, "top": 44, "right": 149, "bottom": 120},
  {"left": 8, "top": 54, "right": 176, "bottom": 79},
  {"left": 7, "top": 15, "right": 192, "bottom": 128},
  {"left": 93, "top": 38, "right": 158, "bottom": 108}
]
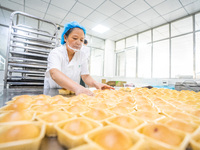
[{"left": 44, "top": 44, "right": 89, "bottom": 88}]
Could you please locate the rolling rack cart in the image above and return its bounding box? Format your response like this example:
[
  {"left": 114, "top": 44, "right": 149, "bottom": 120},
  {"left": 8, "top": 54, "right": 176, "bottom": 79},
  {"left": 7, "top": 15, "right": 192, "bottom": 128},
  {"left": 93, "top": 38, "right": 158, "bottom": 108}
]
[{"left": 4, "top": 11, "right": 58, "bottom": 88}]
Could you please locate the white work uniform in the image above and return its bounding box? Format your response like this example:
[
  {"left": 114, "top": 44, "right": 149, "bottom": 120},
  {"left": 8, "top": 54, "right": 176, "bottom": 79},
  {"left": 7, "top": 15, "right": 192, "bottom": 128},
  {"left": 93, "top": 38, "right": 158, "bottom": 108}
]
[{"left": 44, "top": 44, "right": 89, "bottom": 89}]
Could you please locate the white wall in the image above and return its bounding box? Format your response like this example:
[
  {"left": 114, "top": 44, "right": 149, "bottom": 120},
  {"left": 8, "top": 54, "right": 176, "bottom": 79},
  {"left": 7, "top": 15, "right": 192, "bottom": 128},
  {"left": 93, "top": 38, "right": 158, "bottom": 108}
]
[
  {"left": 0, "top": 71, "right": 4, "bottom": 86},
  {"left": 104, "top": 39, "right": 115, "bottom": 77}
]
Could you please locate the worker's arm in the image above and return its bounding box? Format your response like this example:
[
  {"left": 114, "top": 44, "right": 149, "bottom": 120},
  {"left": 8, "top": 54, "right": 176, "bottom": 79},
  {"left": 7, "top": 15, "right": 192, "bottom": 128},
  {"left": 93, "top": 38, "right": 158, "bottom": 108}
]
[
  {"left": 50, "top": 68, "right": 93, "bottom": 96},
  {"left": 81, "top": 74, "right": 115, "bottom": 90}
]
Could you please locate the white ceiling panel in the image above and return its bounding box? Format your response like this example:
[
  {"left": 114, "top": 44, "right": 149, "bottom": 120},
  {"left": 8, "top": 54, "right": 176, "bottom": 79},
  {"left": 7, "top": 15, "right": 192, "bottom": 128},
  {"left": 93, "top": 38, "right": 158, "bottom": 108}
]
[
  {"left": 64, "top": 12, "right": 84, "bottom": 23},
  {"left": 110, "top": 0, "right": 136, "bottom": 8},
  {"left": 96, "top": 33, "right": 110, "bottom": 39},
  {"left": 125, "top": 0, "right": 150, "bottom": 16},
  {"left": 112, "top": 24, "right": 129, "bottom": 32},
  {"left": 103, "top": 29, "right": 119, "bottom": 37},
  {"left": 87, "top": 11, "right": 107, "bottom": 23},
  {"left": 137, "top": 9, "right": 160, "bottom": 22},
  {"left": 111, "top": 9, "right": 132, "bottom": 23},
  {"left": 25, "top": 7, "right": 45, "bottom": 19},
  {"left": 50, "top": 0, "right": 76, "bottom": 11},
  {"left": 179, "top": 0, "right": 199, "bottom": 6},
  {"left": 41, "top": 0, "right": 50, "bottom": 3},
  {"left": 162, "top": 8, "right": 188, "bottom": 22},
  {"left": 10, "top": 0, "right": 24, "bottom": 5},
  {"left": 123, "top": 17, "right": 143, "bottom": 28},
  {"left": 96, "top": 1, "right": 121, "bottom": 16},
  {"left": 0, "top": 10, "right": 11, "bottom": 25},
  {"left": 133, "top": 23, "right": 150, "bottom": 32},
  {"left": 144, "top": 0, "right": 166, "bottom": 7},
  {"left": 1, "top": 0, "right": 23, "bottom": 11},
  {"left": 60, "top": 19, "right": 70, "bottom": 26},
  {"left": 154, "top": 0, "right": 182, "bottom": 15},
  {"left": 184, "top": 0, "right": 200, "bottom": 14},
  {"left": 71, "top": 2, "right": 93, "bottom": 18},
  {"left": 47, "top": 5, "right": 68, "bottom": 19},
  {"left": 122, "top": 28, "right": 137, "bottom": 37},
  {"left": 44, "top": 14, "right": 63, "bottom": 24},
  {"left": 78, "top": 0, "right": 105, "bottom": 9},
  {"left": 145, "top": 16, "right": 167, "bottom": 27},
  {"left": 80, "top": 19, "right": 97, "bottom": 29},
  {"left": 25, "top": 0, "right": 49, "bottom": 13},
  {"left": 111, "top": 33, "right": 127, "bottom": 41},
  {"left": 101, "top": 18, "right": 120, "bottom": 28}
]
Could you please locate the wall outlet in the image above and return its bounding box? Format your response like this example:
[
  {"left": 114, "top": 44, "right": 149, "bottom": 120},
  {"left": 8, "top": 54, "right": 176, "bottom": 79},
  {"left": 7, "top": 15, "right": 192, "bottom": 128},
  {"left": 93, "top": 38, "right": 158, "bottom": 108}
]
[{"left": 162, "top": 80, "right": 168, "bottom": 86}]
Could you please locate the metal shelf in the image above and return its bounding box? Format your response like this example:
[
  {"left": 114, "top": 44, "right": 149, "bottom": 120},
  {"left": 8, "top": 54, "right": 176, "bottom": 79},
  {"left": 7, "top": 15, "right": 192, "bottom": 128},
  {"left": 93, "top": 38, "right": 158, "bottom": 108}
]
[
  {"left": 4, "top": 11, "right": 58, "bottom": 88},
  {"left": 11, "top": 38, "right": 55, "bottom": 48},
  {"left": 8, "top": 69, "right": 46, "bottom": 74},
  {"left": 10, "top": 51, "right": 48, "bottom": 58},
  {"left": 10, "top": 44, "right": 50, "bottom": 54},
  {"left": 12, "top": 32, "right": 56, "bottom": 44},
  {"left": 9, "top": 63, "right": 47, "bottom": 69},
  {"left": 9, "top": 57, "right": 47, "bottom": 64}
]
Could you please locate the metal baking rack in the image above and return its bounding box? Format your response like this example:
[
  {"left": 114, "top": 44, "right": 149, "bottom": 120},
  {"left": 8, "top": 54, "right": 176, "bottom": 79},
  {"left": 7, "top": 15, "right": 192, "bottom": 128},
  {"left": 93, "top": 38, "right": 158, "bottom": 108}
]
[{"left": 4, "top": 11, "right": 58, "bottom": 88}]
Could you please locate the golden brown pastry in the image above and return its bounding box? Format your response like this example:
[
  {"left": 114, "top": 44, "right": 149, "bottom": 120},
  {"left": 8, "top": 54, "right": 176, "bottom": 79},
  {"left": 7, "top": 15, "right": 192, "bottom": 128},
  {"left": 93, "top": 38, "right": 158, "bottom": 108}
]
[
  {"left": 110, "top": 106, "right": 129, "bottom": 114},
  {"left": 59, "top": 89, "right": 75, "bottom": 95},
  {"left": 166, "top": 120, "right": 197, "bottom": 133},
  {"left": 110, "top": 116, "right": 138, "bottom": 129},
  {"left": 30, "top": 104, "right": 56, "bottom": 112},
  {"left": 63, "top": 119, "right": 93, "bottom": 135},
  {"left": 93, "top": 127, "right": 132, "bottom": 150},
  {"left": 33, "top": 94, "right": 51, "bottom": 101},
  {"left": 90, "top": 103, "right": 108, "bottom": 109},
  {"left": 0, "top": 111, "right": 33, "bottom": 122},
  {"left": 67, "top": 105, "right": 88, "bottom": 113},
  {"left": 12, "top": 95, "right": 32, "bottom": 103},
  {"left": 0, "top": 124, "right": 40, "bottom": 143},
  {"left": 39, "top": 111, "right": 70, "bottom": 123},
  {"left": 142, "top": 124, "right": 182, "bottom": 146},
  {"left": 84, "top": 109, "right": 108, "bottom": 120},
  {"left": 131, "top": 111, "right": 162, "bottom": 121},
  {"left": 3, "top": 103, "right": 29, "bottom": 111}
]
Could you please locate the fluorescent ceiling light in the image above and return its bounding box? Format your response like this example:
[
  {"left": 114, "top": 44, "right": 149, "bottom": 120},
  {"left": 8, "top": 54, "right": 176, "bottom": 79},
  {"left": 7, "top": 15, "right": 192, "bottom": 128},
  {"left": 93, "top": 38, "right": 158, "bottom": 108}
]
[{"left": 92, "top": 24, "right": 109, "bottom": 33}]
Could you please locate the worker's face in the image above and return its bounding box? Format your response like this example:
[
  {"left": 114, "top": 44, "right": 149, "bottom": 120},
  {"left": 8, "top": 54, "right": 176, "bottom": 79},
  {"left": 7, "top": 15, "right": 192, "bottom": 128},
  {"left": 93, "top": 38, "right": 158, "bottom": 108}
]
[{"left": 65, "top": 28, "right": 84, "bottom": 52}]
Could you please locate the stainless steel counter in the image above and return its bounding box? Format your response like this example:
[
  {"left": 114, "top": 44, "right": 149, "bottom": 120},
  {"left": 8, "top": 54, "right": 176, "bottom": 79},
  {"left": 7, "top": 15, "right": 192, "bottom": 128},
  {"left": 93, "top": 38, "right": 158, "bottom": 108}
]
[{"left": 0, "top": 87, "right": 69, "bottom": 150}]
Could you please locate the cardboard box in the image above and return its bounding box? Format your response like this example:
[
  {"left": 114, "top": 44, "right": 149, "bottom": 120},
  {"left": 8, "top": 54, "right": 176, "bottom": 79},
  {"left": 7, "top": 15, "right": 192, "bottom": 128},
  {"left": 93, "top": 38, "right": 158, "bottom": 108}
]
[
  {"left": 102, "top": 79, "right": 106, "bottom": 84},
  {"left": 106, "top": 81, "right": 127, "bottom": 87}
]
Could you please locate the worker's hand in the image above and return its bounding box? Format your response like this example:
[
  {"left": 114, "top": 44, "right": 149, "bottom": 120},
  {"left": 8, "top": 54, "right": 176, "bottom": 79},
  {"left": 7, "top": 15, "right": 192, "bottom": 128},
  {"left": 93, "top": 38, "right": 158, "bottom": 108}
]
[
  {"left": 94, "top": 82, "right": 115, "bottom": 90},
  {"left": 75, "top": 86, "right": 94, "bottom": 96}
]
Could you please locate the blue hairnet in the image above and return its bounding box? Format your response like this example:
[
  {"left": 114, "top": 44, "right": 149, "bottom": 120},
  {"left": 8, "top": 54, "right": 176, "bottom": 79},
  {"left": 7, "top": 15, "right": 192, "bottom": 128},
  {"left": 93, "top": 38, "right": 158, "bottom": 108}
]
[{"left": 61, "top": 21, "right": 86, "bottom": 45}]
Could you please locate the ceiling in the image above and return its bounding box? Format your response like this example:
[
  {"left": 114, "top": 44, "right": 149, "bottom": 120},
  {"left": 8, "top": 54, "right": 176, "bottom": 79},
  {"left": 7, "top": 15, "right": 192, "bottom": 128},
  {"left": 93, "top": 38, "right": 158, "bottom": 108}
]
[{"left": 0, "top": 0, "right": 200, "bottom": 41}]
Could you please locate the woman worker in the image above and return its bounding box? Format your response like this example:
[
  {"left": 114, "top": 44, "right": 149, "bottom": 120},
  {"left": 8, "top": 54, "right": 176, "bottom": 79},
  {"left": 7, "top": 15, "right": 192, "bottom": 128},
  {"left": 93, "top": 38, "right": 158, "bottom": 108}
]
[{"left": 44, "top": 21, "right": 114, "bottom": 96}]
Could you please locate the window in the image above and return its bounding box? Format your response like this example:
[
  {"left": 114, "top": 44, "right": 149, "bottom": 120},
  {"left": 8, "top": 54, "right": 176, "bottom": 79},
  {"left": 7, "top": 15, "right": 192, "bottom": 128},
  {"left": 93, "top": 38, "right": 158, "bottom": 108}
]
[
  {"left": 171, "top": 17, "right": 192, "bottom": 37},
  {"left": 116, "top": 52, "right": 125, "bottom": 76},
  {"left": 171, "top": 34, "right": 193, "bottom": 78},
  {"left": 153, "top": 40, "right": 169, "bottom": 78},
  {"left": 116, "top": 39, "right": 125, "bottom": 51},
  {"left": 90, "top": 48, "right": 104, "bottom": 76},
  {"left": 126, "top": 35, "right": 137, "bottom": 48},
  {"left": 90, "top": 37, "right": 105, "bottom": 49},
  {"left": 196, "top": 32, "right": 200, "bottom": 78},
  {"left": 153, "top": 24, "right": 169, "bottom": 41},
  {"left": 0, "top": 26, "right": 9, "bottom": 70},
  {"left": 138, "top": 30, "right": 152, "bottom": 78},
  {"left": 195, "top": 13, "right": 200, "bottom": 31},
  {"left": 126, "top": 49, "right": 136, "bottom": 77}
]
